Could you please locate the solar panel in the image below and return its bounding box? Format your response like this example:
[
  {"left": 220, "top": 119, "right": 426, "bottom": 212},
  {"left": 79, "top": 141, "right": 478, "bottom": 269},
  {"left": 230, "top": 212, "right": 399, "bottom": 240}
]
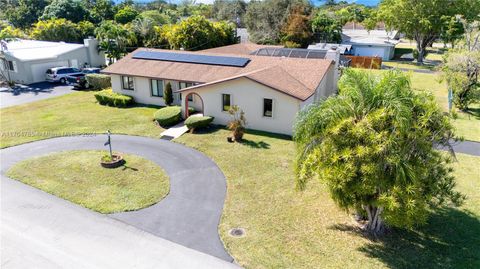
[
  {"left": 132, "top": 51, "right": 250, "bottom": 67},
  {"left": 251, "top": 47, "right": 328, "bottom": 60}
]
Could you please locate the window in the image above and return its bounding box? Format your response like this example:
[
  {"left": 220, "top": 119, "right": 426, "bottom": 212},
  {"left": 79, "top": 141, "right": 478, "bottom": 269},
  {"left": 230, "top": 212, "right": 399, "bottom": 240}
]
[
  {"left": 150, "top": 79, "right": 163, "bottom": 97},
  {"left": 7, "top": 61, "right": 14, "bottom": 71},
  {"left": 179, "top": 82, "right": 194, "bottom": 101},
  {"left": 222, "top": 94, "right": 231, "bottom": 111},
  {"left": 178, "top": 82, "right": 193, "bottom": 89},
  {"left": 263, "top": 98, "right": 273, "bottom": 117},
  {"left": 122, "top": 76, "right": 134, "bottom": 90}
]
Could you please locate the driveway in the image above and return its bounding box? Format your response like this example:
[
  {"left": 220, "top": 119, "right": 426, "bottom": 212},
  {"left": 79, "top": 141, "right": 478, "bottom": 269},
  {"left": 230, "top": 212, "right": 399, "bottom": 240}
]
[
  {"left": 1, "top": 135, "right": 234, "bottom": 265},
  {"left": 0, "top": 82, "right": 74, "bottom": 108},
  {"left": 1, "top": 178, "right": 238, "bottom": 269}
]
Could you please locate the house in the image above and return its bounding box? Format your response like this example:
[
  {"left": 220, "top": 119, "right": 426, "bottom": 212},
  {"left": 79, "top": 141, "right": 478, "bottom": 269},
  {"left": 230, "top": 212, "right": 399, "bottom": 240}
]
[
  {"left": 102, "top": 44, "right": 337, "bottom": 135},
  {"left": 0, "top": 38, "right": 105, "bottom": 84},
  {"left": 341, "top": 29, "right": 400, "bottom": 60}
]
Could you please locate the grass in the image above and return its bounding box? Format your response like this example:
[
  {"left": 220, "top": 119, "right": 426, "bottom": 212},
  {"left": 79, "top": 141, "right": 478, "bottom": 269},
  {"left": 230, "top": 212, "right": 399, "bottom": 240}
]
[
  {"left": 360, "top": 69, "right": 480, "bottom": 141},
  {"left": 0, "top": 91, "right": 164, "bottom": 148},
  {"left": 177, "top": 127, "right": 480, "bottom": 268},
  {"left": 0, "top": 85, "right": 478, "bottom": 268},
  {"left": 382, "top": 61, "right": 435, "bottom": 71},
  {"left": 6, "top": 150, "right": 169, "bottom": 213}
]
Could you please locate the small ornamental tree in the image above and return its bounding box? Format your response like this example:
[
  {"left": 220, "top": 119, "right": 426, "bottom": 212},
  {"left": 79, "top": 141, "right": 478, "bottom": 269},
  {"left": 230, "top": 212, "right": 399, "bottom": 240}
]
[
  {"left": 163, "top": 82, "right": 173, "bottom": 106},
  {"left": 294, "top": 69, "right": 464, "bottom": 234}
]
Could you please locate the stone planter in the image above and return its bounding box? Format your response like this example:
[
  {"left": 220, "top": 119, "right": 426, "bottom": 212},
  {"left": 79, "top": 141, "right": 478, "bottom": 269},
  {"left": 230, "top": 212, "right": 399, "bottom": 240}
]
[{"left": 100, "top": 154, "right": 124, "bottom": 168}]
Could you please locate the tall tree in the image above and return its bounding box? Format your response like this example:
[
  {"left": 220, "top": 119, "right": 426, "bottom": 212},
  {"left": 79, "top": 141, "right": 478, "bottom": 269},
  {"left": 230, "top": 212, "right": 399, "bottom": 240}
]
[
  {"left": 245, "top": 0, "right": 307, "bottom": 44},
  {"left": 87, "top": 0, "right": 115, "bottom": 24},
  {"left": 114, "top": 5, "right": 139, "bottom": 24},
  {"left": 95, "top": 20, "right": 135, "bottom": 62},
  {"left": 164, "top": 15, "right": 235, "bottom": 50},
  {"left": 0, "top": 21, "right": 26, "bottom": 40},
  {"left": 4, "top": 0, "right": 48, "bottom": 29},
  {"left": 281, "top": 3, "right": 313, "bottom": 48},
  {"left": 311, "top": 10, "right": 342, "bottom": 43},
  {"left": 30, "top": 18, "right": 81, "bottom": 43},
  {"left": 212, "top": 0, "right": 247, "bottom": 27},
  {"left": 442, "top": 18, "right": 480, "bottom": 111},
  {"left": 41, "top": 0, "right": 90, "bottom": 23},
  {"left": 294, "top": 69, "right": 463, "bottom": 234},
  {"left": 377, "top": 0, "right": 479, "bottom": 63}
]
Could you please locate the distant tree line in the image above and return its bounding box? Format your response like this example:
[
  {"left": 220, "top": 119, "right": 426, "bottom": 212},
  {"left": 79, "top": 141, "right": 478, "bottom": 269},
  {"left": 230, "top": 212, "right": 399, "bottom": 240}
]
[{"left": 0, "top": 0, "right": 478, "bottom": 62}]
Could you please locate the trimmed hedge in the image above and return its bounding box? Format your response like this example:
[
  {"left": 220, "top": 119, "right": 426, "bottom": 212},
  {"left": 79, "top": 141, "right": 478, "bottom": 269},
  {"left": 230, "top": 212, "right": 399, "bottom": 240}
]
[
  {"left": 86, "top": 74, "right": 111, "bottom": 90},
  {"left": 94, "top": 89, "right": 134, "bottom": 107},
  {"left": 154, "top": 106, "right": 182, "bottom": 127},
  {"left": 185, "top": 115, "right": 214, "bottom": 130}
]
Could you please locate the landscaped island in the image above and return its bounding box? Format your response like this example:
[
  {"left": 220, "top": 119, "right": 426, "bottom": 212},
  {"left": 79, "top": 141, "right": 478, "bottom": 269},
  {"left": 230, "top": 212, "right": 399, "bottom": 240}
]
[{"left": 7, "top": 150, "right": 169, "bottom": 214}]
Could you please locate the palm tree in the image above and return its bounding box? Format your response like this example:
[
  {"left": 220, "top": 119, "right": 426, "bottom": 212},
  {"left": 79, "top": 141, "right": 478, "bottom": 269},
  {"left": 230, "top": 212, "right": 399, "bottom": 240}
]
[
  {"left": 131, "top": 17, "right": 155, "bottom": 47},
  {"left": 294, "top": 69, "right": 462, "bottom": 234},
  {"left": 95, "top": 20, "right": 136, "bottom": 63}
]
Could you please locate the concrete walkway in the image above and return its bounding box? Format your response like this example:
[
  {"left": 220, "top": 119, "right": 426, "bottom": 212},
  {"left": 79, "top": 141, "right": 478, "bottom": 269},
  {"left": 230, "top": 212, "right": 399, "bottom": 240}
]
[
  {"left": 160, "top": 121, "right": 189, "bottom": 140},
  {"left": 1, "top": 135, "right": 234, "bottom": 263}
]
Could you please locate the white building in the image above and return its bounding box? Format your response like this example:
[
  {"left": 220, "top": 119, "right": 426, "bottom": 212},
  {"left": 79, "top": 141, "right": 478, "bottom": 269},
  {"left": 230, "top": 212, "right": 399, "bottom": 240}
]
[
  {"left": 0, "top": 38, "right": 105, "bottom": 84},
  {"left": 341, "top": 30, "right": 400, "bottom": 60},
  {"left": 103, "top": 44, "right": 337, "bottom": 135}
]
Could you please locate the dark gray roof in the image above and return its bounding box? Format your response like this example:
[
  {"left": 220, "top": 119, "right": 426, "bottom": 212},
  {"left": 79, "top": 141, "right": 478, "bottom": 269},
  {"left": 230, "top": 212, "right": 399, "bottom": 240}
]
[{"left": 250, "top": 47, "right": 328, "bottom": 59}]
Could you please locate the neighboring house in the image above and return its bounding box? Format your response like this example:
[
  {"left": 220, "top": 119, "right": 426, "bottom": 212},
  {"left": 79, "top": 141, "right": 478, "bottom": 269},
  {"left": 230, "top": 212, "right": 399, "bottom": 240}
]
[
  {"left": 308, "top": 43, "right": 352, "bottom": 54},
  {"left": 0, "top": 38, "right": 105, "bottom": 84},
  {"left": 102, "top": 43, "right": 337, "bottom": 135},
  {"left": 341, "top": 29, "right": 400, "bottom": 60}
]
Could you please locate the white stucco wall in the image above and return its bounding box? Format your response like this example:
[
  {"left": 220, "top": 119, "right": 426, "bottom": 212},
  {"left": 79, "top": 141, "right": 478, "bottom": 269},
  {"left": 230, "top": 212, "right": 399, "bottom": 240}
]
[
  {"left": 111, "top": 75, "right": 188, "bottom": 107},
  {"left": 350, "top": 45, "right": 395, "bottom": 60},
  {"left": 109, "top": 64, "right": 336, "bottom": 136},
  {"left": 180, "top": 78, "right": 304, "bottom": 135}
]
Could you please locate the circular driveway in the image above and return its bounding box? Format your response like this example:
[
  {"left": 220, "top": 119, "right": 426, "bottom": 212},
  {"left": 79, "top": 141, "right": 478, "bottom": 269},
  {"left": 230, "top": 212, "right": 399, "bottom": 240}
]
[{"left": 0, "top": 135, "right": 233, "bottom": 262}]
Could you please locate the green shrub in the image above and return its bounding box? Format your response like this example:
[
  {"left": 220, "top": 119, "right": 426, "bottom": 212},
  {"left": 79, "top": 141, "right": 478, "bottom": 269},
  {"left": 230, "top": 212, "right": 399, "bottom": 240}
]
[
  {"left": 185, "top": 115, "right": 214, "bottom": 130},
  {"left": 188, "top": 107, "right": 196, "bottom": 114},
  {"left": 86, "top": 74, "right": 111, "bottom": 90},
  {"left": 164, "top": 82, "right": 173, "bottom": 106},
  {"left": 154, "top": 106, "right": 182, "bottom": 126},
  {"left": 94, "top": 88, "right": 134, "bottom": 107}
]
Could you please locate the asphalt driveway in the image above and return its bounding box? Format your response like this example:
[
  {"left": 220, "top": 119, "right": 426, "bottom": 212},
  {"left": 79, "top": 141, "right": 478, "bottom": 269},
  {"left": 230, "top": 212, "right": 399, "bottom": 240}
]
[
  {"left": 1, "top": 135, "right": 234, "bottom": 265},
  {"left": 0, "top": 82, "right": 74, "bottom": 108}
]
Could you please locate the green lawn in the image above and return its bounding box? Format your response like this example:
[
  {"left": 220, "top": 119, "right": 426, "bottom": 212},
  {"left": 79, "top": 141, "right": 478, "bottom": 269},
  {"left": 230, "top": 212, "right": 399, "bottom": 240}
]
[
  {"left": 361, "top": 69, "right": 480, "bottom": 141},
  {"left": 0, "top": 90, "right": 479, "bottom": 268},
  {"left": 6, "top": 150, "right": 170, "bottom": 213},
  {"left": 177, "top": 128, "right": 480, "bottom": 269},
  {"left": 382, "top": 61, "right": 436, "bottom": 71},
  {"left": 0, "top": 91, "right": 164, "bottom": 148}
]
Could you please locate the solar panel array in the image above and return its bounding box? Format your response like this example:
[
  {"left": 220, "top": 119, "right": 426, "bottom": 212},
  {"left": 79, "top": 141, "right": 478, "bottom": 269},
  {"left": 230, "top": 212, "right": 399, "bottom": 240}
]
[
  {"left": 251, "top": 47, "right": 328, "bottom": 59},
  {"left": 132, "top": 50, "right": 250, "bottom": 67}
]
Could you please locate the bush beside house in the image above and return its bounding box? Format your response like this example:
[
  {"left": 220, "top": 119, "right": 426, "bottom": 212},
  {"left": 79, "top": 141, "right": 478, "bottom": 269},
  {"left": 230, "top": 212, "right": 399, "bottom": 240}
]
[
  {"left": 94, "top": 89, "right": 134, "bottom": 107},
  {"left": 154, "top": 106, "right": 182, "bottom": 126},
  {"left": 86, "top": 74, "right": 111, "bottom": 90},
  {"left": 185, "top": 116, "right": 214, "bottom": 131}
]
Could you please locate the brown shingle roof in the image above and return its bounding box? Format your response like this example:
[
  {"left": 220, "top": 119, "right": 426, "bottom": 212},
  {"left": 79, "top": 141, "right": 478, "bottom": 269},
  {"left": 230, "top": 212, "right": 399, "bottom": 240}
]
[{"left": 102, "top": 48, "right": 333, "bottom": 101}]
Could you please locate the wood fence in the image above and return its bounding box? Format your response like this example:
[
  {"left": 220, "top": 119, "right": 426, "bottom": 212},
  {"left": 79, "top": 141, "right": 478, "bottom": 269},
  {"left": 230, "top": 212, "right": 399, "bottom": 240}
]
[{"left": 345, "top": 56, "right": 382, "bottom": 69}]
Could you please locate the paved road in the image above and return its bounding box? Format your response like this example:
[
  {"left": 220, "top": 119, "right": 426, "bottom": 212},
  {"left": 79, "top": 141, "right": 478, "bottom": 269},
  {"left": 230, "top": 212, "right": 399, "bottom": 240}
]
[
  {"left": 0, "top": 82, "right": 74, "bottom": 108},
  {"left": 446, "top": 140, "right": 480, "bottom": 157},
  {"left": 1, "top": 135, "right": 234, "bottom": 265}
]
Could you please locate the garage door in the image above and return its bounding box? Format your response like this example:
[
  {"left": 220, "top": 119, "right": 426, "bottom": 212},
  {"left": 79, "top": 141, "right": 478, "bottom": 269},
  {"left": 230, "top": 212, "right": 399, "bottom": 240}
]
[{"left": 30, "top": 61, "right": 69, "bottom": 83}]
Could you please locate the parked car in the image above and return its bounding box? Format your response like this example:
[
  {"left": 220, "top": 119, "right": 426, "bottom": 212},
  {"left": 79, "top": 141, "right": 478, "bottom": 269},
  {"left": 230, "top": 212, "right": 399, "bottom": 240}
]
[
  {"left": 46, "top": 67, "right": 83, "bottom": 84},
  {"left": 66, "top": 68, "right": 101, "bottom": 89}
]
